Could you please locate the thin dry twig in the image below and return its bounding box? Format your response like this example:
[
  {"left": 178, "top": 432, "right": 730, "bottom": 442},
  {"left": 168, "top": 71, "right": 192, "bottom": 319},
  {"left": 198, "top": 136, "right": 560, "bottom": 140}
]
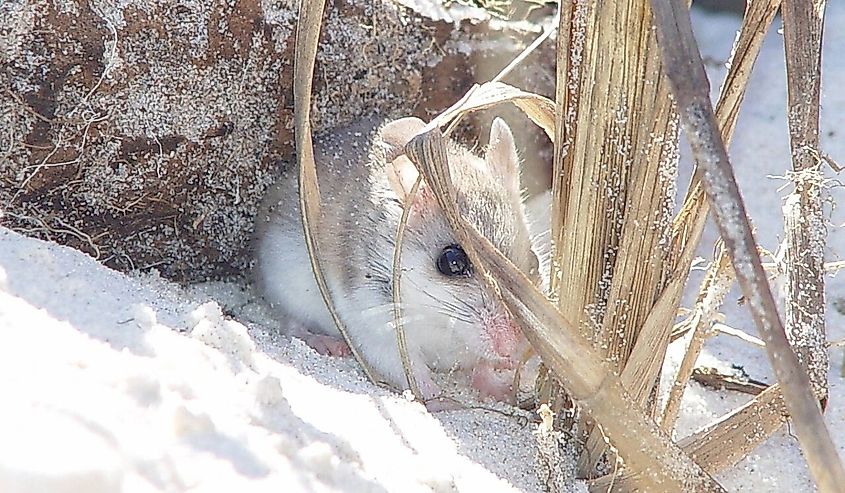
[
  {"left": 649, "top": 0, "right": 845, "bottom": 490},
  {"left": 691, "top": 367, "right": 768, "bottom": 396},
  {"left": 713, "top": 323, "right": 766, "bottom": 347},
  {"left": 671, "top": 0, "right": 781, "bottom": 258},
  {"left": 293, "top": 0, "right": 380, "bottom": 385},
  {"left": 662, "top": 246, "right": 734, "bottom": 432},
  {"left": 492, "top": 6, "right": 560, "bottom": 83},
  {"left": 391, "top": 175, "right": 424, "bottom": 401}
]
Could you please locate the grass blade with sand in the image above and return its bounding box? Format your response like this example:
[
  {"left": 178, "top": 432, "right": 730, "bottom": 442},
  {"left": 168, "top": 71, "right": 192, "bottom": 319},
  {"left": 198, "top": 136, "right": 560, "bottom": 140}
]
[
  {"left": 590, "top": 384, "right": 789, "bottom": 490},
  {"left": 652, "top": 0, "right": 788, "bottom": 468},
  {"left": 293, "top": 0, "right": 381, "bottom": 385}
]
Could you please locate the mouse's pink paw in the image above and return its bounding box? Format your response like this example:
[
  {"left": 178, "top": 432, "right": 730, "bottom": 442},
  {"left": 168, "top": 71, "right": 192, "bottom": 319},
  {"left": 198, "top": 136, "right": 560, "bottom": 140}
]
[
  {"left": 304, "top": 334, "right": 351, "bottom": 357},
  {"left": 471, "top": 363, "right": 516, "bottom": 404}
]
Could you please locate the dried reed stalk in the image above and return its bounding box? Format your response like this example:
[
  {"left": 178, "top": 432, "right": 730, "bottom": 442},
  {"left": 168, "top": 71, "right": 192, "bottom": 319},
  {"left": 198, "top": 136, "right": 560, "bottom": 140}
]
[
  {"left": 661, "top": 246, "right": 734, "bottom": 432},
  {"left": 781, "top": 0, "right": 829, "bottom": 402},
  {"left": 669, "top": 0, "right": 780, "bottom": 286},
  {"left": 550, "top": 0, "right": 686, "bottom": 477},
  {"left": 562, "top": 0, "right": 779, "bottom": 477},
  {"left": 671, "top": 0, "right": 780, "bottom": 245},
  {"left": 649, "top": 0, "right": 845, "bottom": 490},
  {"left": 616, "top": 0, "right": 792, "bottom": 476},
  {"left": 590, "top": 384, "right": 788, "bottom": 491},
  {"left": 552, "top": 0, "right": 677, "bottom": 375},
  {"left": 293, "top": 0, "right": 380, "bottom": 384},
  {"left": 405, "top": 128, "right": 725, "bottom": 492},
  {"left": 676, "top": 384, "right": 786, "bottom": 472}
]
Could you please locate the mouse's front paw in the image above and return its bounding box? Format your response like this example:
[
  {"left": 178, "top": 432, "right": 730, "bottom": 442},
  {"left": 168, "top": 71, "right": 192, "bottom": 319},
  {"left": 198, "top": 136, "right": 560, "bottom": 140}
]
[
  {"left": 303, "top": 334, "right": 351, "bottom": 357},
  {"left": 471, "top": 363, "right": 516, "bottom": 404}
]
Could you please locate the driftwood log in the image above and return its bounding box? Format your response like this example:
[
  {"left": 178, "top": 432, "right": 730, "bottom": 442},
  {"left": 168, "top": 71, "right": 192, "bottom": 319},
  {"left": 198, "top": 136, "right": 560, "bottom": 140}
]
[{"left": 0, "top": 0, "right": 553, "bottom": 281}]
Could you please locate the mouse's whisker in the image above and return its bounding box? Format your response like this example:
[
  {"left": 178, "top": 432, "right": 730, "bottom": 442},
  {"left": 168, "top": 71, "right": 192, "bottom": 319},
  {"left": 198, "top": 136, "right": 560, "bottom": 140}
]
[
  {"left": 361, "top": 302, "right": 431, "bottom": 329},
  {"left": 449, "top": 293, "right": 485, "bottom": 320},
  {"left": 427, "top": 292, "right": 481, "bottom": 322},
  {"left": 435, "top": 310, "right": 475, "bottom": 325},
  {"left": 402, "top": 278, "right": 469, "bottom": 313}
]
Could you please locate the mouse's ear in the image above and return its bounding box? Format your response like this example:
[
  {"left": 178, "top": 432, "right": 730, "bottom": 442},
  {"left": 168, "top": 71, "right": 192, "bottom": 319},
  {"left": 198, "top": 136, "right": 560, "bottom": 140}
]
[
  {"left": 380, "top": 117, "right": 427, "bottom": 151},
  {"left": 485, "top": 118, "right": 521, "bottom": 192},
  {"left": 381, "top": 117, "right": 428, "bottom": 205},
  {"left": 386, "top": 155, "right": 422, "bottom": 204}
]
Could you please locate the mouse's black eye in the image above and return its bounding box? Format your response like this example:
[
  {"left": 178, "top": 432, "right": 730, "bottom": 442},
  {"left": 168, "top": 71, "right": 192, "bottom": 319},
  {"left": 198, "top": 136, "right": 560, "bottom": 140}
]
[{"left": 436, "top": 244, "right": 472, "bottom": 277}]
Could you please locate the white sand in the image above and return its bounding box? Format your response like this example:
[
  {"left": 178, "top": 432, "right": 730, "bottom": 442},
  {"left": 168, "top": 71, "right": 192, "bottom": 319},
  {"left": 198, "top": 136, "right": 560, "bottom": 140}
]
[{"left": 1, "top": 4, "right": 844, "bottom": 492}]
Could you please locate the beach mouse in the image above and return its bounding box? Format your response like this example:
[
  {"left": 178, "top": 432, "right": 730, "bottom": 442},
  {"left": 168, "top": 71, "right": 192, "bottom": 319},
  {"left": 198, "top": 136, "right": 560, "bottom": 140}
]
[{"left": 253, "top": 116, "right": 543, "bottom": 406}]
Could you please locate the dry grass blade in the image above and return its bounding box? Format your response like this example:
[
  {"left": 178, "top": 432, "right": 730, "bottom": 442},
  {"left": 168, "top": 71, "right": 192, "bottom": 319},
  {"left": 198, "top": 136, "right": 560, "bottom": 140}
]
[
  {"left": 591, "top": 385, "right": 788, "bottom": 490},
  {"left": 677, "top": 384, "right": 787, "bottom": 472},
  {"left": 652, "top": 0, "right": 783, "bottom": 463},
  {"left": 293, "top": 0, "right": 380, "bottom": 385},
  {"left": 391, "top": 176, "right": 424, "bottom": 400},
  {"left": 405, "top": 129, "right": 726, "bottom": 492},
  {"left": 649, "top": 0, "right": 845, "bottom": 490},
  {"left": 427, "top": 81, "right": 555, "bottom": 140},
  {"left": 550, "top": 1, "right": 685, "bottom": 477},
  {"left": 672, "top": 0, "right": 780, "bottom": 258},
  {"left": 781, "top": 0, "right": 829, "bottom": 402},
  {"left": 662, "top": 246, "right": 734, "bottom": 432}
]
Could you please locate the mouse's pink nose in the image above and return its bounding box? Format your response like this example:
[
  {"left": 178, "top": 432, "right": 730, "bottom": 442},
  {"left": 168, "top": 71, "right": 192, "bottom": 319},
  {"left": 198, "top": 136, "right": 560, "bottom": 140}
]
[{"left": 485, "top": 316, "right": 528, "bottom": 368}]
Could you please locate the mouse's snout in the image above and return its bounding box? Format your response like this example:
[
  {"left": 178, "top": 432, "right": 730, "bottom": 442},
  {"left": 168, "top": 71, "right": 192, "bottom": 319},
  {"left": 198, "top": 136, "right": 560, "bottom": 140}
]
[{"left": 483, "top": 315, "right": 530, "bottom": 369}]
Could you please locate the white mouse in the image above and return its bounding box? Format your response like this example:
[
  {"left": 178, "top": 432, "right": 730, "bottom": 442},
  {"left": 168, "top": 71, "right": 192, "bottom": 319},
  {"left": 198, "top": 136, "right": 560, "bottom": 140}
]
[{"left": 253, "top": 116, "right": 543, "bottom": 405}]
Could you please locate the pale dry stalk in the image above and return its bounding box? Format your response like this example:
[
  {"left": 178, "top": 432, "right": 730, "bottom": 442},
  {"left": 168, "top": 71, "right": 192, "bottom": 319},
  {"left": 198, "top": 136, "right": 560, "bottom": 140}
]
[
  {"left": 293, "top": 0, "right": 381, "bottom": 385},
  {"left": 550, "top": 0, "right": 685, "bottom": 477},
  {"left": 577, "top": 0, "right": 782, "bottom": 478},
  {"left": 661, "top": 246, "right": 734, "bottom": 432},
  {"left": 781, "top": 0, "right": 829, "bottom": 402},
  {"left": 670, "top": 0, "right": 781, "bottom": 260},
  {"left": 591, "top": 384, "right": 788, "bottom": 491},
  {"left": 652, "top": 0, "right": 788, "bottom": 469}
]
